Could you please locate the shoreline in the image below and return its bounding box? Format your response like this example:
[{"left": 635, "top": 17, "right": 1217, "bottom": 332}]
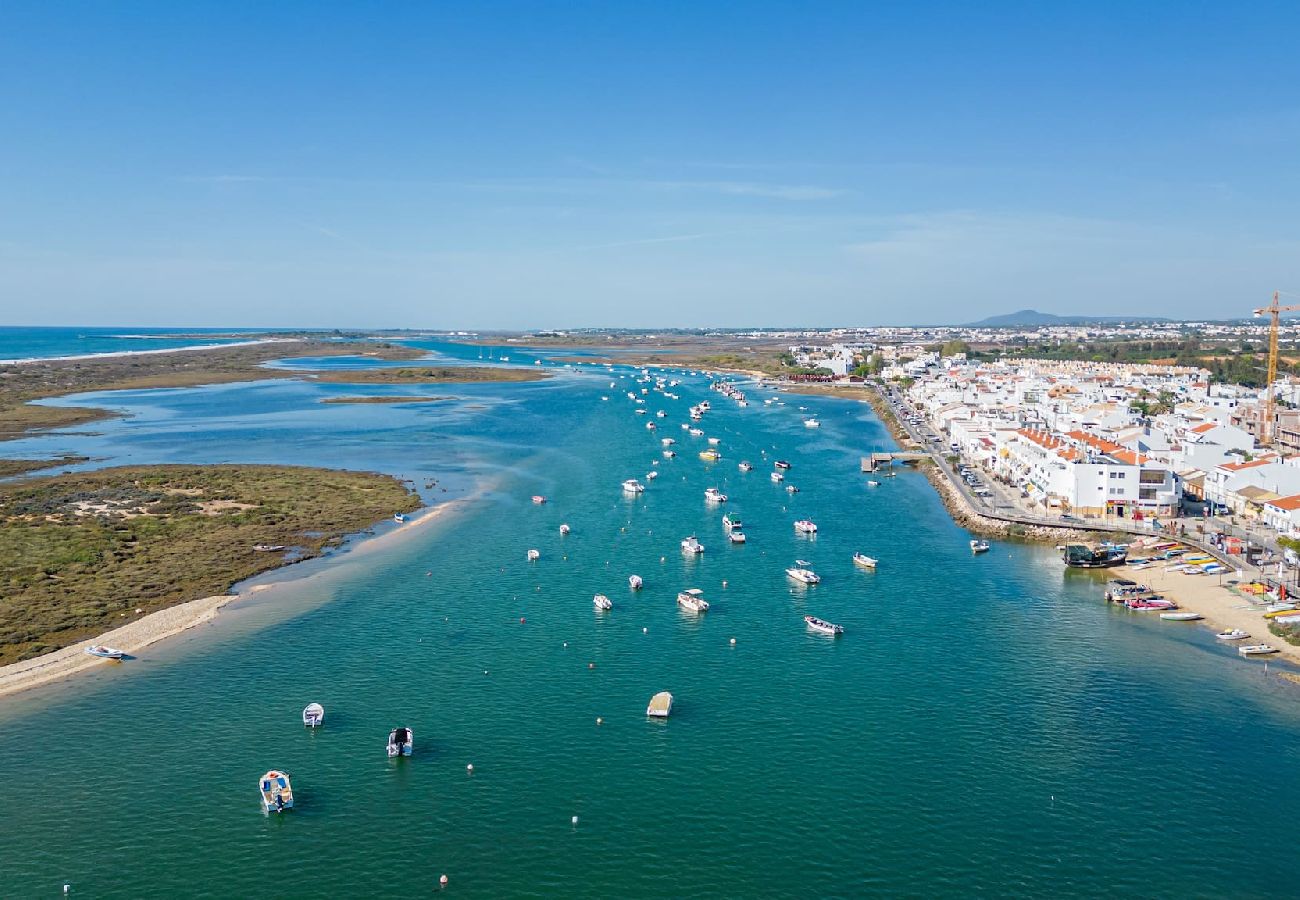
[
  {"left": 0, "top": 337, "right": 288, "bottom": 366},
  {"left": 0, "top": 499, "right": 465, "bottom": 700}
]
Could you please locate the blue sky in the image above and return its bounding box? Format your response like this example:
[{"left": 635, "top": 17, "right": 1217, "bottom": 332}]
[{"left": 2, "top": 1, "right": 1298, "bottom": 328}]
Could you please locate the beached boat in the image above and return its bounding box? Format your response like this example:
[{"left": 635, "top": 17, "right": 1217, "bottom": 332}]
[
  {"left": 677, "top": 588, "right": 710, "bottom": 612},
  {"left": 728, "top": 530, "right": 747, "bottom": 544},
  {"left": 681, "top": 535, "right": 705, "bottom": 554},
  {"left": 259, "top": 770, "right": 294, "bottom": 813},
  {"left": 1160, "top": 611, "right": 1203, "bottom": 621},
  {"left": 1238, "top": 644, "right": 1278, "bottom": 657},
  {"left": 793, "top": 520, "right": 818, "bottom": 534},
  {"left": 527, "top": 548, "right": 540, "bottom": 561},
  {"left": 302, "top": 703, "right": 324, "bottom": 727},
  {"left": 531, "top": 495, "right": 546, "bottom": 504},
  {"left": 84, "top": 645, "right": 125, "bottom": 660},
  {"left": 646, "top": 691, "right": 674, "bottom": 718},
  {"left": 853, "top": 552, "right": 878, "bottom": 569},
  {"left": 770, "top": 470, "right": 785, "bottom": 483},
  {"left": 722, "top": 514, "right": 742, "bottom": 530},
  {"left": 1216, "top": 629, "right": 1251, "bottom": 641},
  {"left": 1061, "top": 543, "right": 1127, "bottom": 568},
  {"left": 970, "top": 540, "right": 990, "bottom": 554},
  {"left": 704, "top": 487, "right": 727, "bottom": 503},
  {"left": 594, "top": 593, "right": 613, "bottom": 610},
  {"left": 786, "top": 564, "right": 820, "bottom": 584},
  {"left": 252, "top": 543, "right": 286, "bottom": 552},
  {"left": 393, "top": 513, "right": 407, "bottom": 523},
  {"left": 1125, "top": 596, "right": 1178, "bottom": 611},
  {"left": 622, "top": 478, "right": 645, "bottom": 494},
  {"left": 774, "top": 460, "right": 791, "bottom": 470},
  {"left": 738, "top": 461, "right": 753, "bottom": 472},
  {"left": 699, "top": 449, "right": 721, "bottom": 461},
  {"left": 387, "top": 727, "right": 414, "bottom": 757},
  {"left": 629, "top": 574, "right": 643, "bottom": 590},
  {"left": 559, "top": 523, "right": 571, "bottom": 535},
  {"left": 804, "top": 615, "right": 843, "bottom": 636}
]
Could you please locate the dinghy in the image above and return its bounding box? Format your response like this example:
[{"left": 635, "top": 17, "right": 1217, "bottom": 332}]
[{"left": 302, "top": 703, "right": 324, "bottom": 727}]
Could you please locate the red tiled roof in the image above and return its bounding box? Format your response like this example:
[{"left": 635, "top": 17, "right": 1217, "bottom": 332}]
[
  {"left": 1267, "top": 495, "right": 1300, "bottom": 511},
  {"left": 1191, "top": 422, "right": 1217, "bottom": 434}
]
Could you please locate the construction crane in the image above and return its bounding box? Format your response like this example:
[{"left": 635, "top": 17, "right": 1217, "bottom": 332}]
[{"left": 1253, "top": 290, "right": 1300, "bottom": 445}]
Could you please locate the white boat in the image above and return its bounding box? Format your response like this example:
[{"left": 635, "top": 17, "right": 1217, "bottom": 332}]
[
  {"left": 656, "top": 410, "right": 667, "bottom": 418},
  {"left": 646, "top": 691, "right": 674, "bottom": 718},
  {"left": 681, "top": 536, "right": 705, "bottom": 554},
  {"left": 559, "top": 524, "right": 571, "bottom": 535},
  {"left": 663, "top": 450, "right": 676, "bottom": 458},
  {"left": 622, "top": 478, "right": 646, "bottom": 494},
  {"left": 646, "top": 422, "right": 656, "bottom": 430},
  {"left": 804, "top": 615, "right": 843, "bottom": 636},
  {"left": 728, "top": 530, "right": 747, "bottom": 544},
  {"left": 259, "top": 770, "right": 294, "bottom": 813},
  {"left": 387, "top": 727, "right": 414, "bottom": 757},
  {"left": 689, "top": 428, "right": 705, "bottom": 436},
  {"left": 853, "top": 553, "right": 878, "bottom": 569},
  {"left": 677, "top": 588, "right": 710, "bottom": 612},
  {"left": 739, "top": 461, "right": 753, "bottom": 472},
  {"left": 707, "top": 437, "right": 721, "bottom": 445},
  {"left": 704, "top": 487, "right": 727, "bottom": 503},
  {"left": 661, "top": 437, "right": 676, "bottom": 446},
  {"left": 1216, "top": 629, "right": 1250, "bottom": 641},
  {"left": 645, "top": 471, "right": 658, "bottom": 481},
  {"left": 793, "top": 520, "right": 818, "bottom": 534},
  {"left": 393, "top": 513, "right": 407, "bottom": 523},
  {"left": 786, "top": 564, "right": 821, "bottom": 584},
  {"left": 531, "top": 495, "right": 546, "bottom": 504},
  {"left": 681, "top": 423, "right": 690, "bottom": 430},
  {"left": 970, "top": 540, "right": 990, "bottom": 554},
  {"left": 84, "top": 645, "right": 125, "bottom": 660},
  {"left": 1239, "top": 644, "right": 1278, "bottom": 657},
  {"left": 1159, "top": 612, "right": 1203, "bottom": 621},
  {"left": 771, "top": 471, "right": 785, "bottom": 483},
  {"left": 866, "top": 479, "right": 880, "bottom": 487},
  {"left": 302, "top": 703, "right": 324, "bottom": 727},
  {"left": 786, "top": 484, "right": 799, "bottom": 493},
  {"left": 252, "top": 543, "right": 286, "bottom": 552},
  {"left": 527, "top": 549, "right": 540, "bottom": 561},
  {"left": 804, "top": 418, "right": 820, "bottom": 428},
  {"left": 594, "top": 593, "right": 613, "bottom": 610},
  {"left": 629, "top": 575, "right": 643, "bottom": 590},
  {"left": 722, "top": 514, "right": 742, "bottom": 530}
]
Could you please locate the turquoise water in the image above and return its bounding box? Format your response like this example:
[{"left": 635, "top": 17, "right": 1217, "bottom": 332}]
[{"left": 1, "top": 348, "right": 1299, "bottom": 897}]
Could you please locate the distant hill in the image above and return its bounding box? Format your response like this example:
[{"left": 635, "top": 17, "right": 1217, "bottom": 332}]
[{"left": 966, "top": 309, "right": 1173, "bottom": 327}]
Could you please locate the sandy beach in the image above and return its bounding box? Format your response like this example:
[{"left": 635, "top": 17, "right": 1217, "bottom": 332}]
[
  {"left": 0, "top": 337, "right": 287, "bottom": 366},
  {"left": 0, "top": 499, "right": 465, "bottom": 700}
]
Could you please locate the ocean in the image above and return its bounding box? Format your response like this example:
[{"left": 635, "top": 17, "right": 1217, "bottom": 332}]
[{"left": 0, "top": 339, "right": 1297, "bottom": 897}]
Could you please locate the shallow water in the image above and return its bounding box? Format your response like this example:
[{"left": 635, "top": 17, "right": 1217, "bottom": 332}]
[{"left": 1, "top": 348, "right": 1298, "bottom": 897}]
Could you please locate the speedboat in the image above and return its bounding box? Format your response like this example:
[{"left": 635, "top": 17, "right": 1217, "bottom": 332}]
[
  {"left": 1239, "top": 644, "right": 1278, "bottom": 657},
  {"left": 531, "top": 495, "right": 546, "bottom": 504},
  {"left": 728, "top": 530, "right": 747, "bottom": 544},
  {"left": 794, "top": 520, "right": 818, "bottom": 534},
  {"left": 970, "top": 540, "right": 990, "bottom": 554},
  {"left": 84, "top": 645, "right": 125, "bottom": 660},
  {"left": 629, "top": 575, "right": 643, "bottom": 590},
  {"left": 704, "top": 487, "right": 727, "bottom": 503},
  {"left": 303, "top": 703, "right": 324, "bottom": 727},
  {"left": 559, "top": 523, "right": 571, "bottom": 535},
  {"left": 622, "top": 478, "right": 645, "bottom": 494},
  {"left": 774, "top": 460, "right": 791, "bottom": 470},
  {"left": 804, "top": 418, "right": 820, "bottom": 428},
  {"left": 387, "top": 727, "right": 414, "bottom": 757},
  {"left": 259, "top": 770, "right": 294, "bottom": 813},
  {"left": 681, "top": 536, "right": 705, "bottom": 554},
  {"left": 722, "top": 514, "right": 742, "bottom": 530},
  {"left": 646, "top": 691, "right": 674, "bottom": 718},
  {"left": 1216, "top": 629, "right": 1250, "bottom": 641},
  {"left": 852, "top": 553, "right": 878, "bottom": 569},
  {"left": 804, "top": 615, "right": 843, "bottom": 636},
  {"left": 594, "top": 594, "right": 613, "bottom": 611},
  {"left": 771, "top": 471, "right": 785, "bottom": 483},
  {"left": 786, "top": 565, "right": 820, "bottom": 584},
  {"left": 699, "top": 449, "right": 721, "bottom": 461},
  {"left": 739, "top": 461, "right": 753, "bottom": 472},
  {"left": 677, "top": 588, "right": 710, "bottom": 612},
  {"left": 527, "top": 549, "right": 540, "bottom": 561}
]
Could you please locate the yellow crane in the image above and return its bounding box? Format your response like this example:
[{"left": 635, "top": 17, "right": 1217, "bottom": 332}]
[{"left": 1253, "top": 290, "right": 1300, "bottom": 445}]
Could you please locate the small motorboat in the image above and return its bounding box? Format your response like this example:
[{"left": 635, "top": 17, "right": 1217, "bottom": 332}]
[
  {"left": 681, "top": 536, "right": 705, "bottom": 554},
  {"left": 1239, "top": 644, "right": 1278, "bottom": 657},
  {"left": 302, "top": 703, "right": 324, "bottom": 727},
  {"left": 629, "top": 575, "right": 643, "bottom": 590},
  {"left": 559, "top": 524, "right": 571, "bottom": 535},
  {"left": 689, "top": 428, "right": 705, "bottom": 436},
  {"left": 804, "top": 615, "right": 843, "bottom": 636},
  {"left": 663, "top": 450, "right": 676, "bottom": 458},
  {"left": 804, "top": 418, "right": 820, "bottom": 428},
  {"left": 738, "top": 461, "right": 754, "bottom": 472},
  {"left": 866, "top": 479, "right": 880, "bottom": 487},
  {"left": 704, "top": 487, "right": 727, "bottom": 503},
  {"left": 622, "top": 478, "right": 645, "bottom": 494},
  {"left": 774, "top": 460, "right": 792, "bottom": 470},
  {"left": 786, "top": 565, "right": 820, "bottom": 584},
  {"left": 646, "top": 471, "right": 658, "bottom": 480},
  {"left": 677, "top": 588, "right": 710, "bottom": 612},
  {"left": 728, "top": 530, "right": 747, "bottom": 544},
  {"left": 531, "top": 495, "right": 546, "bottom": 504},
  {"left": 793, "top": 520, "right": 818, "bottom": 534},
  {"left": 527, "top": 549, "right": 540, "bottom": 562},
  {"left": 646, "top": 422, "right": 656, "bottom": 430},
  {"left": 594, "top": 594, "right": 613, "bottom": 611},
  {"left": 771, "top": 471, "right": 785, "bottom": 483},
  {"left": 970, "top": 540, "right": 990, "bottom": 554},
  {"left": 722, "top": 514, "right": 742, "bottom": 530},
  {"left": 84, "top": 645, "right": 125, "bottom": 660},
  {"left": 786, "top": 485, "right": 800, "bottom": 493},
  {"left": 1160, "top": 612, "right": 1203, "bottom": 621},
  {"left": 393, "top": 513, "right": 407, "bottom": 523},
  {"left": 853, "top": 553, "right": 878, "bottom": 569},
  {"left": 707, "top": 437, "right": 721, "bottom": 445},
  {"left": 387, "top": 727, "right": 414, "bottom": 757},
  {"left": 699, "top": 449, "right": 721, "bottom": 461},
  {"left": 259, "top": 770, "right": 294, "bottom": 813},
  {"left": 661, "top": 437, "right": 676, "bottom": 446},
  {"left": 1216, "top": 629, "right": 1250, "bottom": 641},
  {"left": 646, "top": 691, "right": 674, "bottom": 718}
]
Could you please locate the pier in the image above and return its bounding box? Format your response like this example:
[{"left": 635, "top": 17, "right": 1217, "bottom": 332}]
[{"left": 861, "top": 451, "right": 928, "bottom": 472}]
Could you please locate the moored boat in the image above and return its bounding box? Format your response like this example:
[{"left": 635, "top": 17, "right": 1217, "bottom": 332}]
[
  {"left": 527, "top": 548, "right": 540, "bottom": 561},
  {"left": 84, "top": 645, "right": 125, "bottom": 660},
  {"left": 699, "top": 449, "right": 721, "bottom": 461},
  {"left": 786, "top": 563, "right": 820, "bottom": 584},
  {"left": 770, "top": 470, "right": 785, "bottom": 483},
  {"left": 704, "top": 487, "right": 727, "bottom": 503},
  {"left": 628, "top": 575, "right": 643, "bottom": 590},
  {"left": 387, "top": 727, "right": 414, "bottom": 757},
  {"left": 681, "top": 536, "right": 705, "bottom": 554},
  {"left": 559, "top": 523, "right": 571, "bottom": 535},
  {"left": 804, "top": 615, "right": 843, "bottom": 636},
  {"left": 646, "top": 691, "right": 674, "bottom": 718},
  {"left": 722, "top": 514, "right": 742, "bottom": 530},
  {"left": 259, "top": 770, "right": 294, "bottom": 813},
  {"left": 793, "top": 519, "right": 817, "bottom": 534},
  {"left": 1239, "top": 644, "right": 1278, "bottom": 657},
  {"left": 531, "top": 495, "right": 546, "bottom": 504},
  {"left": 970, "top": 540, "right": 990, "bottom": 553},
  {"left": 1060, "top": 543, "right": 1127, "bottom": 568},
  {"left": 774, "top": 460, "right": 791, "bottom": 470},
  {"left": 594, "top": 593, "right": 613, "bottom": 611},
  {"left": 728, "top": 530, "right": 747, "bottom": 544},
  {"left": 622, "top": 478, "right": 645, "bottom": 494},
  {"left": 852, "top": 552, "right": 877, "bottom": 569},
  {"left": 804, "top": 418, "right": 820, "bottom": 428},
  {"left": 677, "top": 588, "right": 710, "bottom": 612},
  {"left": 866, "top": 479, "right": 880, "bottom": 487},
  {"left": 739, "top": 461, "right": 754, "bottom": 472}
]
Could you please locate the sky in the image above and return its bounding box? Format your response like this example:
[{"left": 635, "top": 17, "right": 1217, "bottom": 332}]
[{"left": 2, "top": 1, "right": 1299, "bottom": 329}]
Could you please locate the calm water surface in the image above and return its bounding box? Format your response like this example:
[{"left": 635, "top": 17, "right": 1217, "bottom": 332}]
[{"left": 1, "top": 345, "right": 1297, "bottom": 897}]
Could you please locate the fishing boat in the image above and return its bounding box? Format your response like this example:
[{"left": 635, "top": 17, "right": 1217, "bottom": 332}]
[
  {"left": 774, "top": 460, "right": 792, "bottom": 470},
  {"left": 970, "top": 540, "right": 990, "bottom": 553},
  {"left": 793, "top": 520, "right": 818, "bottom": 534},
  {"left": 804, "top": 418, "right": 820, "bottom": 428},
  {"left": 259, "top": 770, "right": 294, "bottom": 813},
  {"left": 559, "top": 523, "right": 570, "bottom": 535},
  {"left": 699, "top": 449, "right": 721, "bottom": 461},
  {"left": 1160, "top": 611, "right": 1203, "bottom": 621},
  {"left": 704, "top": 487, "right": 727, "bottom": 503},
  {"left": 628, "top": 574, "right": 643, "bottom": 590},
  {"left": 770, "top": 470, "right": 785, "bottom": 483},
  {"left": 677, "top": 588, "right": 710, "bottom": 612},
  {"left": 852, "top": 553, "right": 878, "bottom": 569},
  {"left": 722, "top": 514, "right": 742, "bottom": 530},
  {"left": 527, "top": 549, "right": 540, "bottom": 562},
  {"left": 1060, "top": 543, "right": 1127, "bottom": 568},
  {"left": 804, "top": 615, "right": 843, "bottom": 636},
  {"left": 531, "top": 495, "right": 546, "bottom": 504},
  {"left": 1238, "top": 644, "right": 1278, "bottom": 657},
  {"left": 681, "top": 536, "right": 705, "bottom": 554},
  {"left": 739, "top": 461, "right": 754, "bottom": 472},
  {"left": 84, "top": 645, "right": 125, "bottom": 660},
  {"left": 622, "top": 478, "right": 645, "bottom": 494},
  {"left": 387, "top": 727, "right": 414, "bottom": 757},
  {"left": 594, "top": 594, "right": 613, "bottom": 611},
  {"left": 728, "top": 530, "right": 747, "bottom": 544},
  {"left": 1216, "top": 629, "right": 1250, "bottom": 641},
  {"left": 302, "top": 703, "right": 324, "bottom": 727},
  {"left": 786, "top": 563, "right": 820, "bottom": 584},
  {"left": 646, "top": 691, "right": 674, "bottom": 718}
]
